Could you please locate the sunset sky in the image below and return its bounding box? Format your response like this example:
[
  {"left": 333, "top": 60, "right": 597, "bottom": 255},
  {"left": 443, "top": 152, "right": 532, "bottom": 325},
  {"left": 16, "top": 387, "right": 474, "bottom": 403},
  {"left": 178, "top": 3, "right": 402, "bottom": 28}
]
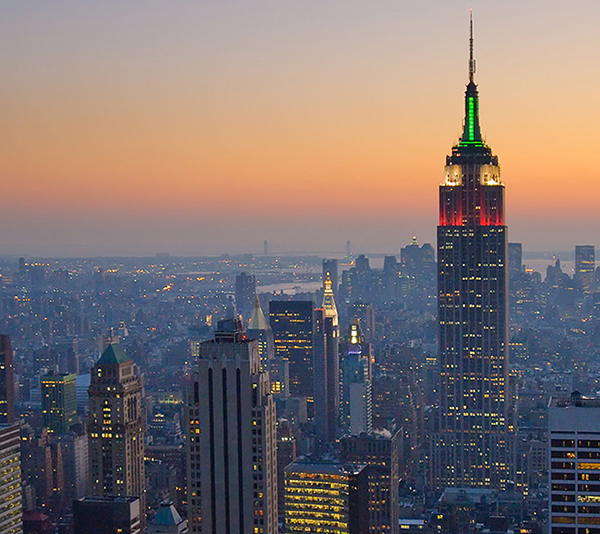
[{"left": 1, "top": 1, "right": 600, "bottom": 257}]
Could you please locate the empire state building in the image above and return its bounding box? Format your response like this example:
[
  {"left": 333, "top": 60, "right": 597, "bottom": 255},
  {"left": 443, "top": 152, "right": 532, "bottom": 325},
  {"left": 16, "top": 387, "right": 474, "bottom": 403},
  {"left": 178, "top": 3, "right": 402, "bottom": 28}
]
[{"left": 432, "top": 16, "right": 515, "bottom": 489}]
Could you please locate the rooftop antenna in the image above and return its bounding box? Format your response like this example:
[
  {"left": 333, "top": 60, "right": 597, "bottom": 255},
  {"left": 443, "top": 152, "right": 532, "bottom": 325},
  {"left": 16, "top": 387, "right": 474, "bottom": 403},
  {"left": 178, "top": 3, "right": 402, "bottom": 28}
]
[{"left": 469, "top": 9, "right": 476, "bottom": 83}]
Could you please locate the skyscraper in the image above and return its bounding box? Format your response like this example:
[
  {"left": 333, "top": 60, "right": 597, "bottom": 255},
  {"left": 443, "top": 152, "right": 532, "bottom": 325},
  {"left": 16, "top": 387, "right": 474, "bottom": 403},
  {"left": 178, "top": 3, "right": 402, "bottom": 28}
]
[
  {"left": 340, "top": 431, "right": 401, "bottom": 534},
  {"left": 508, "top": 242, "right": 522, "bottom": 282},
  {"left": 433, "top": 16, "right": 514, "bottom": 489},
  {"left": 41, "top": 372, "right": 77, "bottom": 434},
  {"left": 314, "top": 273, "right": 340, "bottom": 442},
  {"left": 269, "top": 300, "right": 314, "bottom": 400},
  {"left": 284, "top": 462, "right": 369, "bottom": 534},
  {"left": 575, "top": 245, "right": 595, "bottom": 292},
  {"left": 0, "top": 423, "right": 22, "bottom": 534},
  {"left": 235, "top": 272, "right": 256, "bottom": 317},
  {"left": 548, "top": 391, "right": 600, "bottom": 534},
  {"left": 186, "top": 317, "right": 277, "bottom": 534},
  {"left": 340, "top": 320, "right": 372, "bottom": 436},
  {"left": 0, "top": 335, "right": 15, "bottom": 424},
  {"left": 88, "top": 343, "right": 145, "bottom": 515}
]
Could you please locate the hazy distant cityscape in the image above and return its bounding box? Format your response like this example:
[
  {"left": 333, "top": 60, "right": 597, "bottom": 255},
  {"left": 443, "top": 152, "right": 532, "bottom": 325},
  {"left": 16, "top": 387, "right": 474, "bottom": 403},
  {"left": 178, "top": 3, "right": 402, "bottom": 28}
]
[{"left": 3, "top": 2, "right": 600, "bottom": 534}]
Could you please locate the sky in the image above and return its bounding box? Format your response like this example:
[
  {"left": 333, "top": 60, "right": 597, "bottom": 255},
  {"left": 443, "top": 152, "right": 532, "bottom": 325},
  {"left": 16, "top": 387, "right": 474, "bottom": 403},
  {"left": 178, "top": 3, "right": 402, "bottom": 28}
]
[{"left": 1, "top": 1, "right": 600, "bottom": 257}]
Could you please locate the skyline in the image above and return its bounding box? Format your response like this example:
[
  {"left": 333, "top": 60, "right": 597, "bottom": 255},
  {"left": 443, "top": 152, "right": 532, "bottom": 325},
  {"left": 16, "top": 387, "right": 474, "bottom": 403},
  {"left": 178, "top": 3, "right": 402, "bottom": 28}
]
[{"left": 2, "top": 1, "right": 600, "bottom": 256}]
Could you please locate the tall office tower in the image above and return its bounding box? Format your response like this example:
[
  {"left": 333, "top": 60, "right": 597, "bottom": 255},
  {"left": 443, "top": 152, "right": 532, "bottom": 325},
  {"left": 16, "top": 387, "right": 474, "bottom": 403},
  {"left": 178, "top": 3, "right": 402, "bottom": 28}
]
[
  {"left": 41, "top": 372, "right": 77, "bottom": 434},
  {"left": 73, "top": 496, "right": 141, "bottom": 534},
  {"left": 340, "top": 431, "right": 401, "bottom": 534},
  {"left": 313, "top": 308, "right": 328, "bottom": 439},
  {"left": 576, "top": 245, "right": 595, "bottom": 292},
  {"left": 235, "top": 272, "right": 256, "bottom": 317},
  {"left": 186, "top": 317, "right": 277, "bottom": 534},
  {"left": 88, "top": 343, "right": 145, "bottom": 515},
  {"left": 314, "top": 273, "right": 340, "bottom": 441},
  {"left": 323, "top": 259, "right": 339, "bottom": 294},
  {"left": 284, "top": 462, "right": 370, "bottom": 534},
  {"left": 548, "top": 391, "right": 600, "bottom": 534},
  {"left": 269, "top": 301, "right": 314, "bottom": 400},
  {"left": 508, "top": 243, "right": 522, "bottom": 281},
  {"left": 55, "top": 425, "right": 89, "bottom": 501},
  {"left": 0, "top": 423, "right": 22, "bottom": 534},
  {"left": 247, "top": 295, "right": 274, "bottom": 370},
  {"left": 349, "top": 302, "right": 376, "bottom": 343},
  {"left": 0, "top": 335, "right": 15, "bottom": 424},
  {"left": 433, "top": 17, "right": 514, "bottom": 489},
  {"left": 340, "top": 320, "right": 373, "bottom": 436}
]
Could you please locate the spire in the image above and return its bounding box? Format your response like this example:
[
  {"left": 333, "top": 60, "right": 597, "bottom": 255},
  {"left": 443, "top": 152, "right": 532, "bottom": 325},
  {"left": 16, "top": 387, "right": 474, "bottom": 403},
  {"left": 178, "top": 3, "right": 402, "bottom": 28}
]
[
  {"left": 322, "top": 272, "right": 338, "bottom": 326},
  {"left": 460, "top": 11, "right": 483, "bottom": 147},
  {"left": 248, "top": 295, "right": 270, "bottom": 331},
  {"left": 469, "top": 9, "right": 475, "bottom": 83}
]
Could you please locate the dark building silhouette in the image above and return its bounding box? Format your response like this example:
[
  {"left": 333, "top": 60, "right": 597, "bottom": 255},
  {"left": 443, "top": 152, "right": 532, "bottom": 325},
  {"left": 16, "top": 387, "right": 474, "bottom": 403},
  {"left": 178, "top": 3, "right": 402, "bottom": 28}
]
[
  {"left": 432, "top": 17, "right": 514, "bottom": 489},
  {"left": 0, "top": 335, "right": 15, "bottom": 424},
  {"left": 349, "top": 302, "right": 376, "bottom": 343},
  {"left": 575, "top": 245, "right": 595, "bottom": 292},
  {"left": 73, "top": 496, "right": 141, "bottom": 534},
  {"left": 508, "top": 242, "right": 522, "bottom": 281},
  {"left": 235, "top": 272, "right": 256, "bottom": 317},
  {"left": 313, "top": 273, "right": 340, "bottom": 442},
  {"left": 340, "top": 431, "right": 401, "bottom": 534},
  {"left": 269, "top": 301, "right": 314, "bottom": 400},
  {"left": 400, "top": 236, "right": 434, "bottom": 274}
]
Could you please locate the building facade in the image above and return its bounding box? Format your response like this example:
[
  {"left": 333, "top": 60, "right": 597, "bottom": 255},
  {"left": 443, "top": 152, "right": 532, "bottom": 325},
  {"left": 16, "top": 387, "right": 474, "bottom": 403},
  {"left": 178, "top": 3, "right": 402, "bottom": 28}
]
[
  {"left": 432, "top": 18, "right": 514, "bottom": 489},
  {"left": 340, "top": 431, "right": 401, "bottom": 534},
  {"left": 340, "top": 320, "right": 373, "bottom": 437},
  {"left": 549, "top": 392, "right": 600, "bottom": 534},
  {"left": 41, "top": 372, "right": 77, "bottom": 434},
  {"left": 73, "top": 496, "right": 141, "bottom": 534},
  {"left": 0, "top": 335, "right": 15, "bottom": 424},
  {"left": 186, "top": 317, "right": 278, "bottom": 534},
  {"left": 269, "top": 300, "right": 314, "bottom": 401},
  {"left": 88, "top": 343, "right": 145, "bottom": 516},
  {"left": 0, "top": 423, "right": 22, "bottom": 534},
  {"left": 284, "top": 461, "right": 369, "bottom": 534}
]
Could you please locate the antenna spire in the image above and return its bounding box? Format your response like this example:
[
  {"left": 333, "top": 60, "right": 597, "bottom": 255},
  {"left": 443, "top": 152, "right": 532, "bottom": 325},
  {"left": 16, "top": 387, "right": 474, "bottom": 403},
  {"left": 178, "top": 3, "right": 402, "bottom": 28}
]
[{"left": 469, "top": 9, "right": 476, "bottom": 83}]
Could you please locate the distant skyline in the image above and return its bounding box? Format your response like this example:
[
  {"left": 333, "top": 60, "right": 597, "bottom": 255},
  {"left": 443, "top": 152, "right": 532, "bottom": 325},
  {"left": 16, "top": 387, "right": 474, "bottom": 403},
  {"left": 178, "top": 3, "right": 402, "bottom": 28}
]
[{"left": 1, "top": 1, "right": 600, "bottom": 256}]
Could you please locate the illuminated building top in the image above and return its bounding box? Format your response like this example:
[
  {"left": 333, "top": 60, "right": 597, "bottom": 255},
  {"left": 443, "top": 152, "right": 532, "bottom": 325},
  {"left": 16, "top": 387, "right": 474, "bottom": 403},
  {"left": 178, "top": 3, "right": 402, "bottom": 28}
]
[
  {"left": 249, "top": 295, "right": 270, "bottom": 331},
  {"left": 321, "top": 272, "right": 338, "bottom": 326},
  {"left": 440, "top": 13, "right": 504, "bottom": 227}
]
